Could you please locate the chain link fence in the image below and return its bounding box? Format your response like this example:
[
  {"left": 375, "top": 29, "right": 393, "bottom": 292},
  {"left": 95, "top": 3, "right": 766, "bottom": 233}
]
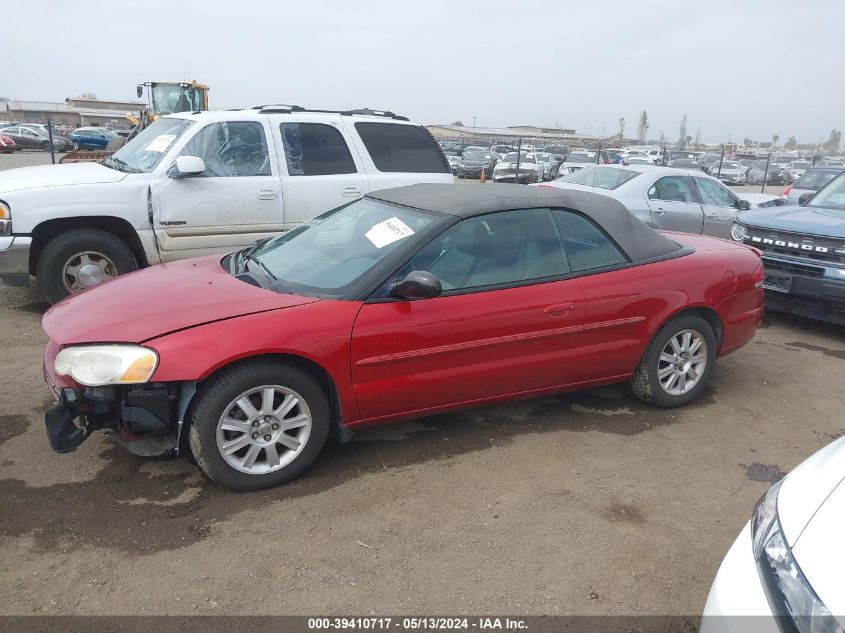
[{"left": 0, "top": 118, "right": 135, "bottom": 172}]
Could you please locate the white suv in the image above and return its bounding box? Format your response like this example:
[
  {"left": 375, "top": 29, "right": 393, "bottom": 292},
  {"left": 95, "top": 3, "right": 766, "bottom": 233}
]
[{"left": 0, "top": 106, "right": 453, "bottom": 303}]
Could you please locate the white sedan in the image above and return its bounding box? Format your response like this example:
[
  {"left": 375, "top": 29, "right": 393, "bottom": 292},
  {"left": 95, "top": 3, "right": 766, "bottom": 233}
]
[{"left": 702, "top": 435, "right": 845, "bottom": 632}]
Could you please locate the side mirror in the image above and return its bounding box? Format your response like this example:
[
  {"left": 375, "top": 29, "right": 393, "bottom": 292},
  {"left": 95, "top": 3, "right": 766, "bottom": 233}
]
[
  {"left": 136, "top": 84, "right": 144, "bottom": 99},
  {"left": 392, "top": 271, "right": 442, "bottom": 299},
  {"left": 169, "top": 155, "right": 206, "bottom": 178},
  {"left": 738, "top": 199, "right": 751, "bottom": 211},
  {"left": 798, "top": 192, "right": 813, "bottom": 205}
]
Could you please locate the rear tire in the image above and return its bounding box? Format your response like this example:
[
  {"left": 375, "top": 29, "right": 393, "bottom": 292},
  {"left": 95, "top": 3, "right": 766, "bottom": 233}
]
[
  {"left": 188, "top": 361, "right": 330, "bottom": 491},
  {"left": 36, "top": 228, "right": 138, "bottom": 304},
  {"left": 630, "top": 314, "right": 716, "bottom": 408}
]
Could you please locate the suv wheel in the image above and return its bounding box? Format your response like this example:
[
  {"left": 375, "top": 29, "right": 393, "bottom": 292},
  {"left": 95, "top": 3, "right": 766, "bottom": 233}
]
[{"left": 36, "top": 228, "right": 138, "bottom": 304}]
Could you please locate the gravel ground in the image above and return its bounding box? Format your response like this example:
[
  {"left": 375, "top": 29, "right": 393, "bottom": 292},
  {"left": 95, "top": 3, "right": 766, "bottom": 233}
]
[{"left": 0, "top": 278, "right": 843, "bottom": 617}]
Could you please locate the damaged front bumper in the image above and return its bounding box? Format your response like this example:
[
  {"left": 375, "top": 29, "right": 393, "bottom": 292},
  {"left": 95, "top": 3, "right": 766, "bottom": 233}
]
[{"left": 44, "top": 383, "right": 193, "bottom": 457}]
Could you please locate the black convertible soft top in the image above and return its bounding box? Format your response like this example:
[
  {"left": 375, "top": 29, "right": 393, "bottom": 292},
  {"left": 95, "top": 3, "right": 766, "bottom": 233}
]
[{"left": 366, "top": 183, "right": 682, "bottom": 262}]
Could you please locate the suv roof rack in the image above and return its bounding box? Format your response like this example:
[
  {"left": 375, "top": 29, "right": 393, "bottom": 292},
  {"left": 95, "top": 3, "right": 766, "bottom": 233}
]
[{"left": 252, "top": 105, "right": 408, "bottom": 121}]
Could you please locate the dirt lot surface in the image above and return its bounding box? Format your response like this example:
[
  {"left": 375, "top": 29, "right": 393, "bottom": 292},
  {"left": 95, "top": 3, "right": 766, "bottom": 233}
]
[{"left": 0, "top": 280, "right": 843, "bottom": 616}]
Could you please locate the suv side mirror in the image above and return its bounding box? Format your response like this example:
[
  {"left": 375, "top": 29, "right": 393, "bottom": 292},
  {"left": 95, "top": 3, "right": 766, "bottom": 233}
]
[
  {"left": 392, "top": 271, "right": 442, "bottom": 299},
  {"left": 169, "top": 155, "right": 206, "bottom": 178},
  {"left": 798, "top": 192, "right": 814, "bottom": 205},
  {"left": 738, "top": 199, "right": 751, "bottom": 211}
]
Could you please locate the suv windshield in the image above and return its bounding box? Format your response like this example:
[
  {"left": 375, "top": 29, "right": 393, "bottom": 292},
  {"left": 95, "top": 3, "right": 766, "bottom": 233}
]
[
  {"left": 249, "top": 199, "right": 450, "bottom": 297},
  {"left": 568, "top": 154, "right": 595, "bottom": 163},
  {"left": 463, "top": 150, "right": 491, "bottom": 160},
  {"left": 807, "top": 173, "right": 845, "bottom": 213},
  {"left": 105, "top": 118, "right": 194, "bottom": 173},
  {"left": 557, "top": 166, "right": 639, "bottom": 189}
]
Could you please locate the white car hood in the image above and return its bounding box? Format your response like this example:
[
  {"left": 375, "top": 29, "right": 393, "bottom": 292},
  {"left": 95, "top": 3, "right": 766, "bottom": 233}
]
[
  {"left": 791, "top": 479, "right": 845, "bottom": 618},
  {"left": 0, "top": 162, "right": 127, "bottom": 193},
  {"left": 778, "top": 435, "right": 845, "bottom": 547}
]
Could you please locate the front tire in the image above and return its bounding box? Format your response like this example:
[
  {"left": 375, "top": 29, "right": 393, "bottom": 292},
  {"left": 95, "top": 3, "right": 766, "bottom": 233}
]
[
  {"left": 36, "top": 228, "right": 138, "bottom": 304},
  {"left": 630, "top": 314, "right": 716, "bottom": 408},
  {"left": 188, "top": 361, "right": 330, "bottom": 491}
]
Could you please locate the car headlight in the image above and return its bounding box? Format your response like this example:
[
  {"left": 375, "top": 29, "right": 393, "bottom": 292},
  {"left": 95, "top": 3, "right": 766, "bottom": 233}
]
[
  {"left": 731, "top": 223, "right": 748, "bottom": 241},
  {"left": 54, "top": 345, "right": 158, "bottom": 386},
  {"left": 751, "top": 481, "right": 842, "bottom": 633}
]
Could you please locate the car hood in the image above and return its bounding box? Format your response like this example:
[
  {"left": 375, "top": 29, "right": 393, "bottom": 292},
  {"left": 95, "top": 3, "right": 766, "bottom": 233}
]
[
  {"left": 738, "top": 205, "right": 845, "bottom": 237},
  {"left": 790, "top": 475, "right": 845, "bottom": 618},
  {"left": 42, "top": 255, "right": 320, "bottom": 345},
  {"left": 0, "top": 162, "right": 127, "bottom": 193},
  {"left": 777, "top": 435, "right": 845, "bottom": 548}
]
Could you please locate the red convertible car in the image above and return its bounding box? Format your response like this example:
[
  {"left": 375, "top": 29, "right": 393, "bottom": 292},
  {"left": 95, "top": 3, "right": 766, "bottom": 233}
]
[{"left": 42, "top": 184, "right": 764, "bottom": 490}]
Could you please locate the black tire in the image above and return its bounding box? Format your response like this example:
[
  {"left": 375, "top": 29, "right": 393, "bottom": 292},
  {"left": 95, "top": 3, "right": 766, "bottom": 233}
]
[
  {"left": 188, "top": 361, "right": 330, "bottom": 491},
  {"left": 36, "top": 228, "right": 138, "bottom": 304},
  {"left": 630, "top": 314, "right": 716, "bottom": 408},
  {"left": 40, "top": 141, "right": 50, "bottom": 151}
]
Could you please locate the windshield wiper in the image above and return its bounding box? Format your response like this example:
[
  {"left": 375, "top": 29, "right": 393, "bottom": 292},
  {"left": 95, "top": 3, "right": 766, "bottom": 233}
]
[{"left": 104, "top": 155, "right": 143, "bottom": 174}]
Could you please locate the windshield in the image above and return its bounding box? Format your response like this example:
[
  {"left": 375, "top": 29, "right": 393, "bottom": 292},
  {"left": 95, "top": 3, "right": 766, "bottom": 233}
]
[
  {"left": 626, "top": 157, "right": 650, "bottom": 164},
  {"left": 463, "top": 150, "right": 491, "bottom": 160},
  {"left": 720, "top": 162, "right": 740, "bottom": 170},
  {"left": 568, "top": 154, "right": 595, "bottom": 163},
  {"left": 502, "top": 153, "right": 534, "bottom": 163},
  {"left": 105, "top": 118, "right": 194, "bottom": 173},
  {"left": 796, "top": 169, "right": 841, "bottom": 191},
  {"left": 807, "top": 172, "right": 845, "bottom": 213},
  {"left": 249, "top": 199, "right": 449, "bottom": 296},
  {"left": 790, "top": 162, "right": 811, "bottom": 169},
  {"left": 672, "top": 159, "right": 697, "bottom": 167},
  {"left": 557, "top": 166, "right": 639, "bottom": 189},
  {"left": 150, "top": 84, "right": 204, "bottom": 115}
]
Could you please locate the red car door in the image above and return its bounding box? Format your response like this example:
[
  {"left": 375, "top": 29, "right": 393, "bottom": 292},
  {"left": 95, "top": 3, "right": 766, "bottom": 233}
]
[
  {"left": 548, "top": 209, "right": 665, "bottom": 384},
  {"left": 349, "top": 208, "right": 586, "bottom": 424}
]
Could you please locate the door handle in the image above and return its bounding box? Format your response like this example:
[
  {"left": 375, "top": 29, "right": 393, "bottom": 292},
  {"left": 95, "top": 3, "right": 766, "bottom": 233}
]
[
  {"left": 257, "top": 188, "right": 280, "bottom": 200},
  {"left": 545, "top": 302, "right": 576, "bottom": 316},
  {"left": 342, "top": 186, "right": 362, "bottom": 197},
  {"left": 653, "top": 208, "right": 667, "bottom": 215},
  {"left": 705, "top": 212, "right": 721, "bottom": 219}
]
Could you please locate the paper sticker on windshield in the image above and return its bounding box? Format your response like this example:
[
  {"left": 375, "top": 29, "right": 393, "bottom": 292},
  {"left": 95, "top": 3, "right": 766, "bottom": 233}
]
[
  {"left": 365, "top": 217, "right": 415, "bottom": 248},
  {"left": 144, "top": 134, "right": 176, "bottom": 153}
]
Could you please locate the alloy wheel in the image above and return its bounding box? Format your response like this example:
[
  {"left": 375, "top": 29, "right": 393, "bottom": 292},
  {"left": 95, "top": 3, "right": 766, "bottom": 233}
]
[
  {"left": 657, "top": 329, "right": 707, "bottom": 396},
  {"left": 215, "top": 385, "right": 312, "bottom": 475}
]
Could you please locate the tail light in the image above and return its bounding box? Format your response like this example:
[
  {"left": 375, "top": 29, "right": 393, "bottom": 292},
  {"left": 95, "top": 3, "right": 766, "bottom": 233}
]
[
  {"left": 782, "top": 184, "right": 792, "bottom": 197},
  {"left": 752, "top": 262, "right": 765, "bottom": 289}
]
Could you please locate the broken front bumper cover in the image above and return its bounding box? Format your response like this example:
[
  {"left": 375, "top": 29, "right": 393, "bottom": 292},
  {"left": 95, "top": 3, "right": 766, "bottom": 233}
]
[{"left": 44, "top": 385, "right": 181, "bottom": 456}]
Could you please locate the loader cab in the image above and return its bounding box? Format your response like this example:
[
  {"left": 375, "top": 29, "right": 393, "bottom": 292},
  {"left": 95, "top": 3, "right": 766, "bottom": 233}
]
[{"left": 137, "top": 81, "right": 210, "bottom": 116}]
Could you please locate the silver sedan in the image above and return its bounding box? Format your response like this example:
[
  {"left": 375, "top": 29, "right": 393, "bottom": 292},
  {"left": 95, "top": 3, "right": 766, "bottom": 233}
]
[{"left": 541, "top": 165, "right": 752, "bottom": 240}]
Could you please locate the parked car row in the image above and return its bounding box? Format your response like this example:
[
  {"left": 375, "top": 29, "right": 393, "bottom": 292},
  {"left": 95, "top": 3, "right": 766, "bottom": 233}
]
[
  {"left": 442, "top": 142, "right": 567, "bottom": 182},
  {"left": 0, "top": 124, "right": 75, "bottom": 151},
  {"left": 0, "top": 123, "right": 124, "bottom": 152}
]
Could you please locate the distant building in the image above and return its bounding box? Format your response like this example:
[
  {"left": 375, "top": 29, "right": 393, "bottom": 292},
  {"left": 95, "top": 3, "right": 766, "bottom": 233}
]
[{"left": 0, "top": 94, "right": 146, "bottom": 128}]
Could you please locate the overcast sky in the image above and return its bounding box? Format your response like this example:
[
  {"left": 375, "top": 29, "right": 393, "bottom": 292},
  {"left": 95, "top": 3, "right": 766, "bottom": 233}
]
[{"left": 5, "top": 0, "right": 844, "bottom": 144}]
